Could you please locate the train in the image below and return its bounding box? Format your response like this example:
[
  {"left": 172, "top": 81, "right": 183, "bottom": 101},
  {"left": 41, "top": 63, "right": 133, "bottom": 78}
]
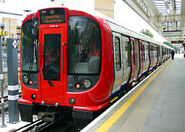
[{"left": 18, "top": 7, "right": 174, "bottom": 127}]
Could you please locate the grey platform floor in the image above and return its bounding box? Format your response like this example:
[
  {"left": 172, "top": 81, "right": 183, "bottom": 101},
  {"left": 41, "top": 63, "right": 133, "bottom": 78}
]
[
  {"left": 82, "top": 54, "right": 185, "bottom": 132},
  {"left": 142, "top": 54, "right": 185, "bottom": 132}
]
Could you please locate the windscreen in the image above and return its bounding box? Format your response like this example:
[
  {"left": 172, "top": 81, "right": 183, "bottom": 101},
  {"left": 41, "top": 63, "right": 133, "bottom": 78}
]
[
  {"left": 21, "top": 19, "right": 39, "bottom": 72},
  {"left": 67, "top": 16, "right": 101, "bottom": 75}
]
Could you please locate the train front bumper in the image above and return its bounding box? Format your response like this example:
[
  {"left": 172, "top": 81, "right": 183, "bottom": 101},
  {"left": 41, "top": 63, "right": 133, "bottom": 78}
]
[{"left": 18, "top": 98, "right": 33, "bottom": 122}]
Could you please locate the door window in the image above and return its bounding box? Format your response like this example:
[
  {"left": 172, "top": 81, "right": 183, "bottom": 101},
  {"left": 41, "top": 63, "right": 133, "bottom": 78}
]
[
  {"left": 115, "top": 37, "right": 121, "bottom": 71},
  {"left": 44, "top": 34, "right": 61, "bottom": 81},
  {"left": 132, "top": 40, "right": 135, "bottom": 64},
  {"left": 125, "top": 38, "right": 131, "bottom": 67}
]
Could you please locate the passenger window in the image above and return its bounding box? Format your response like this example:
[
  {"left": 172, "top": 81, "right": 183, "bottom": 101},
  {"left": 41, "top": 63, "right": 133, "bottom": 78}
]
[
  {"left": 145, "top": 42, "right": 149, "bottom": 61},
  {"left": 132, "top": 40, "right": 135, "bottom": 64},
  {"left": 115, "top": 37, "right": 121, "bottom": 71},
  {"left": 125, "top": 40, "right": 131, "bottom": 67},
  {"left": 150, "top": 45, "right": 154, "bottom": 59},
  {"left": 142, "top": 44, "right": 145, "bottom": 62},
  {"left": 154, "top": 45, "right": 157, "bottom": 58},
  {"left": 158, "top": 46, "right": 160, "bottom": 57}
]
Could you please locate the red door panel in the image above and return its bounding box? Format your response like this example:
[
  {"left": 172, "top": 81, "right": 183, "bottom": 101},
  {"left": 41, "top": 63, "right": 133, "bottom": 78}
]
[{"left": 40, "top": 28, "right": 65, "bottom": 104}]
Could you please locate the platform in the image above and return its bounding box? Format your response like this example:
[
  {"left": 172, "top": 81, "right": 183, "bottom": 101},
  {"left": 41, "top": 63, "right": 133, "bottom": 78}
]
[{"left": 82, "top": 54, "right": 185, "bottom": 132}]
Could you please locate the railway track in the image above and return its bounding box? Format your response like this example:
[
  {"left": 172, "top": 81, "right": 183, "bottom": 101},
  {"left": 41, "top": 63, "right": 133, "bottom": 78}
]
[
  {"left": 10, "top": 111, "right": 76, "bottom": 132},
  {"left": 13, "top": 119, "right": 75, "bottom": 132},
  {"left": 13, "top": 120, "right": 46, "bottom": 132}
]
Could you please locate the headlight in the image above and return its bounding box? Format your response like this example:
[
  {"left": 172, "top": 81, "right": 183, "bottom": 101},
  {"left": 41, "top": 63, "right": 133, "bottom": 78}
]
[
  {"left": 83, "top": 79, "right": 92, "bottom": 88},
  {"left": 69, "top": 98, "right": 75, "bottom": 105},
  {"left": 23, "top": 75, "right": 29, "bottom": 84},
  {"left": 31, "top": 94, "right": 36, "bottom": 100}
]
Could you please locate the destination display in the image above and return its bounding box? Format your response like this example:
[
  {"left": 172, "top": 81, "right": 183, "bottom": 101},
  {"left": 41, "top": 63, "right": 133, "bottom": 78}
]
[{"left": 39, "top": 8, "right": 65, "bottom": 24}]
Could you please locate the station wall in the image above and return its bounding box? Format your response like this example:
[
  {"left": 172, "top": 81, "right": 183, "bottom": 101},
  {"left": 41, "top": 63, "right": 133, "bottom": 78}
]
[{"left": 51, "top": 0, "right": 114, "bottom": 18}]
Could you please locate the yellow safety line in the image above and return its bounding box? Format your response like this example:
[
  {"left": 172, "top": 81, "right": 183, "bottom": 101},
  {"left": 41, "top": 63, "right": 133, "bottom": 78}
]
[
  {"left": 110, "top": 96, "right": 118, "bottom": 103},
  {"left": 96, "top": 59, "right": 171, "bottom": 132}
]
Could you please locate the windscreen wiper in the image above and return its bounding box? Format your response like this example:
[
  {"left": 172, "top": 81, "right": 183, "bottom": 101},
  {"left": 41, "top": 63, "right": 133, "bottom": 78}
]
[
  {"left": 28, "top": 39, "right": 38, "bottom": 71},
  {"left": 69, "top": 58, "right": 79, "bottom": 82}
]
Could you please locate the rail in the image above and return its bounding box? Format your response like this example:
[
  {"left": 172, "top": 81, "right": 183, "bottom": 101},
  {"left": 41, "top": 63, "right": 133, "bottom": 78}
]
[
  {"left": 13, "top": 120, "right": 57, "bottom": 132},
  {"left": 14, "top": 120, "right": 44, "bottom": 132}
]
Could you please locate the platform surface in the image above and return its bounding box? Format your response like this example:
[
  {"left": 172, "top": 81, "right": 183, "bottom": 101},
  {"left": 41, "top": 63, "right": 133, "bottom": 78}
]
[{"left": 82, "top": 54, "right": 185, "bottom": 132}]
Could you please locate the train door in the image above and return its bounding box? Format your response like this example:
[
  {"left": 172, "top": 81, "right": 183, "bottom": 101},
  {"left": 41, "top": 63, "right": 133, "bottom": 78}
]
[
  {"left": 140, "top": 41, "right": 145, "bottom": 75},
  {"left": 163, "top": 48, "right": 165, "bottom": 61},
  {"left": 159, "top": 45, "right": 162, "bottom": 64},
  {"left": 157, "top": 45, "right": 160, "bottom": 65},
  {"left": 121, "top": 36, "right": 131, "bottom": 86},
  {"left": 143, "top": 42, "right": 149, "bottom": 75},
  {"left": 40, "top": 28, "right": 66, "bottom": 104},
  {"left": 129, "top": 38, "right": 136, "bottom": 84},
  {"left": 154, "top": 44, "right": 158, "bottom": 68},
  {"left": 133, "top": 39, "right": 140, "bottom": 82},
  {"left": 138, "top": 40, "right": 144, "bottom": 79},
  {"left": 112, "top": 33, "right": 124, "bottom": 94},
  {"left": 149, "top": 43, "right": 154, "bottom": 71}
]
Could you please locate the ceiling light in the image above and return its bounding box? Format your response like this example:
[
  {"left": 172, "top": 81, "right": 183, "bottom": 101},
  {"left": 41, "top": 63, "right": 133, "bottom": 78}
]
[{"left": 167, "top": 9, "right": 170, "bottom": 14}]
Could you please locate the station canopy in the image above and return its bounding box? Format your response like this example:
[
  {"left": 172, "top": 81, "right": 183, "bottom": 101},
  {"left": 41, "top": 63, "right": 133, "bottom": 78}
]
[{"left": 124, "top": 0, "right": 185, "bottom": 44}]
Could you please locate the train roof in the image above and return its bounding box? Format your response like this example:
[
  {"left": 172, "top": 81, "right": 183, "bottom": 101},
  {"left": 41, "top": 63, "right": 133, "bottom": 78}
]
[
  {"left": 98, "top": 13, "right": 174, "bottom": 49},
  {"left": 72, "top": 7, "right": 163, "bottom": 47},
  {"left": 47, "top": 7, "right": 172, "bottom": 49},
  {"left": 160, "top": 43, "right": 175, "bottom": 50},
  {"left": 85, "top": 9, "right": 163, "bottom": 46},
  {"left": 105, "top": 19, "right": 160, "bottom": 45}
]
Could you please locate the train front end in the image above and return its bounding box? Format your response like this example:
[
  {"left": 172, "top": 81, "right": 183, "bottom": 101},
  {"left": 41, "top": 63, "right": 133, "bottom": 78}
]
[{"left": 18, "top": 7, "right": 114, "bottom": 123}]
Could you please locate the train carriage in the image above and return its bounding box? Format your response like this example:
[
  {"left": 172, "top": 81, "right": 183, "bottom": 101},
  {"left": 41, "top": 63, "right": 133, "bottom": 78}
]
[{"left": 18, "top": 7, "right": 172, "bottom": 127}]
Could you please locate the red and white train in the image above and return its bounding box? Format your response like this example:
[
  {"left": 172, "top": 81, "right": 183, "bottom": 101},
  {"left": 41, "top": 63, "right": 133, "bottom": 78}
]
[{"left": 18, "top": 7, "right": 173, "bottom": 125}]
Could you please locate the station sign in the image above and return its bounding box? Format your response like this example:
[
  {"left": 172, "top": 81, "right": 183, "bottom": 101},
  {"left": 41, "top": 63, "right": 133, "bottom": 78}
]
[
  {"left": 12, "top": 40, "right": 18, "bottom": 48},
  {"left": 0, "top": 31, "right": 7, "bottom": 36},
  {"left": 162, "top": 30, "right": 182, "bottom": 37}
]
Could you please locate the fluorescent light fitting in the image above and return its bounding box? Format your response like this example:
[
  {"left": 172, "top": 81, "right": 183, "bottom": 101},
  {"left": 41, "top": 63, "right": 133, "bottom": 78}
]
[{"left": 167, "top": 8, "right": 170, "bottom": 14}]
